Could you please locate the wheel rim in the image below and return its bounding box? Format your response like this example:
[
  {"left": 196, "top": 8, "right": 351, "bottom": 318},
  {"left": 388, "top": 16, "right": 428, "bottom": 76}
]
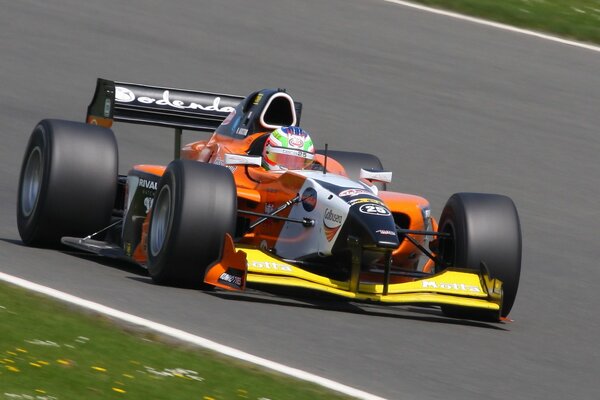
[
  {"left": 150, "top": 185, "right": 171, "bottom": 257},
  {"left": 439, "top": 222, "right": 456, "bottom": 267},
  {"left": 21, "top": 147, "right": 43, "bottom": 217}
]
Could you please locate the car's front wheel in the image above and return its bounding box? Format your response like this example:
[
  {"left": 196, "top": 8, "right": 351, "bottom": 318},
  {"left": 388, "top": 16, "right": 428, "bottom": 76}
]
[
  {"left": 147, "top": 160, "right": 237, "bottom": 288},
  {"left": 438, "top": 192, "right": 522, "bottom": 320}
]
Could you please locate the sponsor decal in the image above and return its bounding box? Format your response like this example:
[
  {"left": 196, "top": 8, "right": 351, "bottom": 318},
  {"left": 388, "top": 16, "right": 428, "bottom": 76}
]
[
  {"left": 376, "top": 229, "right": 396, "bottom": 236},
  {"left": 339, "top": 188, "right": 372, "bottom": 197},
  {"left": 116, "top": 87, "right": 135, "bottom": 102},
  {"left": 347, "top": 198, "right": 385, "bottom": 207},
  {"left": 115, "top": 86, "right": 235, "bottom": 113},
  {"left": 323, "top": 208, "right": 343, "bottom": 242},
  {"left": 289, "top": 137, "right": 304, "bottom": 147},
  {"left": 218, "top": 268, "right": 244, "bottom": 289},
  {"left": 324, "top": 208, "right": 343, "bottom": 225},
  {"left": 301, "top": 187, "right": 317, "bottom": 212},
  {"left": 103, "top": 98, "right": 111, "bottom": 117},
  {"left": 421, "top": 281, "right": 481, "bottom": 293},
  {"left": 235, "top": 127, "right": 248, "bottom": 136},
  {"left": 214, "top": 157, "right": 237, "bottom": 173},
  {"left": 253, "top": 93, "right": 263, "bottom": 105},
  {"left": 249, "top": 261, "right": 293, "bottom": 272},
  {"left": 222, "top": 109, "right": 236, "bottom": 125},
  {"left": 138, "top": 178, "right": 158, "bottom": 190},
  {"left": 359, "top": 203, "right": 391, "bottom": 216},
  {"left": 264, "top": 203, "right": 275, "bottom": 214},
  {"left": 143, "top": 197, "right": 154, "bottom": 214}
]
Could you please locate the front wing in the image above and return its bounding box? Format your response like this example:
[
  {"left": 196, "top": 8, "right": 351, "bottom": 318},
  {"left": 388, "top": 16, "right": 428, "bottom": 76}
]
[{"left": 205, "top": 236, "right": 503, "bottom": 312}]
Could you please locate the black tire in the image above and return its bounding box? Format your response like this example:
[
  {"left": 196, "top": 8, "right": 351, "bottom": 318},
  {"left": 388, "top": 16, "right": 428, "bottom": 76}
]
[
  {"left": 438, "top": 193, "right": 522, "bottom": 319},
  {"left": 17, "top": 119, "right": 118, "bottom": 247},
  {"left": 147, "top": 160, "right": 237, "bottom": 287},
  {"left": 317, "top": 150, "right": 387, "bottom": 190}
]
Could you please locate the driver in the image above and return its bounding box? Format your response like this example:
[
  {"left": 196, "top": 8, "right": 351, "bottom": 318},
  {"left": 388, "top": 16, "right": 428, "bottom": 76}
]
[{"left": 262, "top": 126, "right": 315, "bottom": 171}]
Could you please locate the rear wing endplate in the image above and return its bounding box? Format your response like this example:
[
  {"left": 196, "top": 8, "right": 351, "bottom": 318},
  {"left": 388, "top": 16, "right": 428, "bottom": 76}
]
[{"left": 86, "top": 78, "right": 244, "bottom": 132}]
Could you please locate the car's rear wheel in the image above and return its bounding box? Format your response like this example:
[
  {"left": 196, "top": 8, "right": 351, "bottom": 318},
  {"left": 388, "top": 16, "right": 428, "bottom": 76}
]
[
  {"left": 317, "top": 150, "right": 387, "bottom": 190},
  {"left": 17, "top": 119, "right": 118, "bottom": 247},
  {"left": 438, "top": 193, "right": 522, "bottom": 320},
  {"left": 147, "top": 160, "right": 237, "bottom": 288}
]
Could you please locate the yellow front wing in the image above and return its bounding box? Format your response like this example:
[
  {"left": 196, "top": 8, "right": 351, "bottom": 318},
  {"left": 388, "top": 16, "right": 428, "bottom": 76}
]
[{"left": 244, "top": 247, "right": 502, "bottom": 311}]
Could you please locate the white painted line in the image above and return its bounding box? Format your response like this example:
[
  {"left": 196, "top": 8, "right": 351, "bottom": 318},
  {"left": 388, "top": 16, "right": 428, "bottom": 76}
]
[
  {"left": 0, "top": 271, "right": 386, "bottom": 400},
  {"left": 385, "top": 0, "right": 600, "bottom": 53}
]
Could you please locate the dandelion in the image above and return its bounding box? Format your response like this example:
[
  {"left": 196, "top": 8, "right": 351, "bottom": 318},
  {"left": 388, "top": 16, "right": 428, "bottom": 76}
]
[
  {"left": 237, "top": 388, "right": 248, "bottom": 398},
  {"left": 35, "top": 389, "right": 46, "bottom": 394},
  {"left": 6, "top": 365, "right": 20, "bottom": 372},
  {"left": 91, "top": 366, "right": 107, "bottom": 372},
  {"left": 16, "top": 348, "right": 28, "bottom": 353},
  {"left": 37, "top": 361, "right": 49, "bottom": 366},
  {"left": 29, "top": 362, "right": 42, "bottom": 368},
  {"left": 203, "top": 397, "right": 216, "bottom": 400},
  {"left": 57, "top": 359, "right": 71, "bottom": 366},
  {"left": 7, "top": 351, "right": 17, "bottom": 356},
  {"left": 122, "top": 373, "right": 134, "bottom": 379},
  {"left": 4, "top": 358, "right": 15, "bottom": 363},
  {"left": 112, "top": 387, "right": 126, "bottom": 394}
]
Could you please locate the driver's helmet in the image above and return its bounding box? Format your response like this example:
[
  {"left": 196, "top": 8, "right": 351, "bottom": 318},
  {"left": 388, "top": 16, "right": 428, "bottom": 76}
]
[{"left": 262, "top": 126, "right": 315, "bottom": 171}]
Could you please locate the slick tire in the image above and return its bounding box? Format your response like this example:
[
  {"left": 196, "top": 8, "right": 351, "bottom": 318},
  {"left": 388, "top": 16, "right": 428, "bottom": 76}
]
[
  {"left": 17, "top": 119, "right": 118, "bottom": 247},
  {"left": 317, "top": 150, "right": 387, "bottom": 190},
  {"left": 438, "top": 193, "right": 522, "bottom": 319},
  {"left": 147, "top": 160, "right": 237, "bottom": 288}
]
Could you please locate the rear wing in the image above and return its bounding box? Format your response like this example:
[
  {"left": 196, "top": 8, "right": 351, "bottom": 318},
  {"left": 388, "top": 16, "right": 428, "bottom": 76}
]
[{"left": 86, "top": 78, "right": 244, "bottom": 132}]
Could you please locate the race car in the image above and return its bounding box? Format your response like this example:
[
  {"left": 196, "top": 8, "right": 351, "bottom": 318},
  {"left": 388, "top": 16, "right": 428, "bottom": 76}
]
[{"left": 17, "top": 78, "right": 522, "bottom": 321}]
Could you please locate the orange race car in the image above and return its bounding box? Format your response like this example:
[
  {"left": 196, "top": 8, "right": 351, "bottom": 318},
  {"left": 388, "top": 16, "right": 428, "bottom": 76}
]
[{"left": 17, "top": 79, "right": 522, "bottom": 321}]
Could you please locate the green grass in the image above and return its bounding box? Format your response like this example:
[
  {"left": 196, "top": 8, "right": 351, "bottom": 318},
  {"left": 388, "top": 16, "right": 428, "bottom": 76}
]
[
  {"left": 0, "top": 283, "right": 351, "bottom": 400},
  {"left": 411, "top": 0, "right": 600, "bottom": 44}
]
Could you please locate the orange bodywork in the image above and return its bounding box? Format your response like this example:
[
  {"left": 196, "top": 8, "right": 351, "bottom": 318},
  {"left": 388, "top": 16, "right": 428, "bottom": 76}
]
[{"left": 129, "top": 131, "right": 435, "bottom": 272}]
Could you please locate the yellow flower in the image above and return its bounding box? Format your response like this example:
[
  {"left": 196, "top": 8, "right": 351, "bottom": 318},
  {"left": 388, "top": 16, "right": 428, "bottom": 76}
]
[
  {"left": 122, "top": 373, "right": 134, "bottom": 379},
  {"left": 6, "top": 366, "right": 20, "bottom": 372},
  {"left": 35, "top": 390, "right": 46, "bottom": 394},
  {"left": 112, "top": 387, "right": 126, "bottom": 394},
  {"left": 16, "top": 348, "right": 28, "bottom": 353},
  {"left": 30, "top": 362, "right": 42, "bottom": 368},
  {"left": 92, "top": 366, "right": 107, "bottom": 372},
  {"left": 57, "top": 359, "right": 71, "bottom": 366},
  {"left": 38, "top": 360, "right": 49, "bottom": 366}
]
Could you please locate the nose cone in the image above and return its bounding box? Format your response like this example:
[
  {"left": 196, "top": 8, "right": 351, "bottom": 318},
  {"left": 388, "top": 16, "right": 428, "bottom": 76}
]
[{"left": 347, "top": 202, "right": 399, "bottom": 249}]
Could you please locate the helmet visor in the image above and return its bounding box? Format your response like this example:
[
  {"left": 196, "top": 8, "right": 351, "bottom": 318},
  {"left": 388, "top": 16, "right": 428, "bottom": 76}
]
[{"left": 265, "top": 145, "right": 314, "bottom": 170}]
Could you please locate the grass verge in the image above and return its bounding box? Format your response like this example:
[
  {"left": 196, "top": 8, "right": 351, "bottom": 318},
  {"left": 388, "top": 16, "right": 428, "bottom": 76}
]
[
  {"left": 410, "top": 0, "right": 600, "bottom": 44},
  {"left": 0, "top": 282, "right": 351, "bottom": 400}
]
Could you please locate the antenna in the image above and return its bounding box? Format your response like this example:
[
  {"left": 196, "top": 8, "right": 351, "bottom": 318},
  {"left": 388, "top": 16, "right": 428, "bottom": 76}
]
[{"left": 323, "top": 143, "right": 328, "bottom": 174}]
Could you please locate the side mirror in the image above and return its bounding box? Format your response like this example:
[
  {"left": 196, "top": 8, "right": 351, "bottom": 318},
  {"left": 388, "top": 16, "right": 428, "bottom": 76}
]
[
  {"left": 359, "top": 168, "right": 392, "bottom": 184},
  {"left": 224, "top": 153, "right": 262, "bottom": 166}
]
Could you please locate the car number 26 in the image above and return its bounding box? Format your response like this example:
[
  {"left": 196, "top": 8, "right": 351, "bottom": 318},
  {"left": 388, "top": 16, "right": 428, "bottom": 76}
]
[{"left": 359, "top": 203, "right": 391, "bottom": 216}]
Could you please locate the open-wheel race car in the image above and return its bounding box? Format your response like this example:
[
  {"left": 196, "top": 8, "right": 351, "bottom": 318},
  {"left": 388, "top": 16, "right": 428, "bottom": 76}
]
[{"left": 17, "top": 79, "right": 522, "bottom": 321}]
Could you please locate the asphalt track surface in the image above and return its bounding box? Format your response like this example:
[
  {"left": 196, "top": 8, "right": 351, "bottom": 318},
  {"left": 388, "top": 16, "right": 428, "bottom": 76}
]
[{"left": 1, "top": 1, "right": 599, "bottom": 399}]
